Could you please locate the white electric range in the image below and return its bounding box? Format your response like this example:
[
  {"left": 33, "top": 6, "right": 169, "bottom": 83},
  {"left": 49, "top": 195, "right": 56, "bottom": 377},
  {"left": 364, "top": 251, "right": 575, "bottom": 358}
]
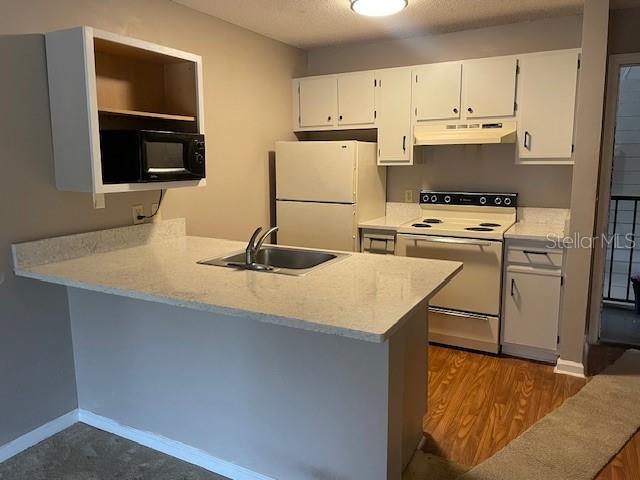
[{"left": 395, "top": 191, "right": 517, "bottom": 353}]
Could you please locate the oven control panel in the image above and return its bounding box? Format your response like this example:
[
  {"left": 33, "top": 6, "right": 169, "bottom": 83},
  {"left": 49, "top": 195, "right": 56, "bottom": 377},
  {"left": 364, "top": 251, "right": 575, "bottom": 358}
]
[{"left": 419, "top": 191, "right": 518, "bottom": 207}]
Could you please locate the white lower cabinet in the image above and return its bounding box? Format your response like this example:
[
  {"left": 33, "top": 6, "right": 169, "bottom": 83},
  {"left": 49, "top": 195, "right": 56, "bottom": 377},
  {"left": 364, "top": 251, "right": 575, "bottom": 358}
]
[{"left": 501, "top": 241, "right": 563, "bottom": 362}]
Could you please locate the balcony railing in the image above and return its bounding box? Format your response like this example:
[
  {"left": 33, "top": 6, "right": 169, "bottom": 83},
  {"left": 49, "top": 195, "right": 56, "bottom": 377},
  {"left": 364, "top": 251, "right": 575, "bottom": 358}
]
[{"left": 604, "top": 195, "right": 640, "bottom": 304}]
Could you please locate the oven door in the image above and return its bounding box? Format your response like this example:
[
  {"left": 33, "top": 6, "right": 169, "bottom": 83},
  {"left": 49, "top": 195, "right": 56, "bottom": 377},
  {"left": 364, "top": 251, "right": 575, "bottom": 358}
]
[
  {"left": 140, "top": 131, "right": 205, "bottom": 181},
  {"left": 396, "top": 234, "right": 503, "bottom": 315}
]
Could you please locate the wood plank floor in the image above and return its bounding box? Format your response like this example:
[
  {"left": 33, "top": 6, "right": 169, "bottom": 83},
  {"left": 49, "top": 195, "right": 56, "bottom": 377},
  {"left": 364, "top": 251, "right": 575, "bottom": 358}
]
[{"left": 423, "top": 344, "right": 640, "bottom": 478}]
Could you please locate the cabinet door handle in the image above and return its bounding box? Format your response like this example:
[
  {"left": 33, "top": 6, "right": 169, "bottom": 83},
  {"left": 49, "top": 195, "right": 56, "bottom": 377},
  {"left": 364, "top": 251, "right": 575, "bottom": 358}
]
[
  {"left": 328, "top": 116, "right": 332, "bottom": 122},
  {"left": 510, "top": 278, "right": 516, "bottom": 297},
  {"left": 402, "top": 135, "right": 407, "bottom": 152},
  {"left": 467, "top": 107, "right": 473, "bottom": 114},
  {"left": 524, "top": 131, "right": 531, "bottom": 150},
  {"left": 453, "top": 107, "right": 459, "bottom": 114},
  {"left": 339, "top": 115, "right": 343, "bottom": 121}
]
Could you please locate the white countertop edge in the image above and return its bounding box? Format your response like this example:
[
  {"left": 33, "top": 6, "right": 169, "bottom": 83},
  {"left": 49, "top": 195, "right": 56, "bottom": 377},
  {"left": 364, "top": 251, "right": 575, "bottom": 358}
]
[
  {"left": 16, "top": 268, "right": 390, "bottom": 344},
  {"left": 503, "top": 232, "right": 564, "bottom": 241},
  {"left": 358, "top": 222, "right": 401, "bottom": 231}
]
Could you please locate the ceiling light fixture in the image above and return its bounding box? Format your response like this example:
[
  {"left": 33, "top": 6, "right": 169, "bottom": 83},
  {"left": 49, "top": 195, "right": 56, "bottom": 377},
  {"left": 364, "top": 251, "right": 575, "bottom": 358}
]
[{"left": 350, "top": 0, "right": 408, "bottom": 17}]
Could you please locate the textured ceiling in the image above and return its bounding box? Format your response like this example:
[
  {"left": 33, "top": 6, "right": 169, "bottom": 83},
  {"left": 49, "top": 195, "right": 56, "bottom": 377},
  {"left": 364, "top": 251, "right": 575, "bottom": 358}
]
[{"left": 172, "top": 0, "right": 586, "bottom": 48}]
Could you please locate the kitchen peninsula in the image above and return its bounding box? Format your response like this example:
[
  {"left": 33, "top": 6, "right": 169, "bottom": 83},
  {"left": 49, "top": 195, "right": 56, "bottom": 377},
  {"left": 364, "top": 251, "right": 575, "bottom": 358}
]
[{"left": 12, "top": 219, "right": 461, "bottom": 480}]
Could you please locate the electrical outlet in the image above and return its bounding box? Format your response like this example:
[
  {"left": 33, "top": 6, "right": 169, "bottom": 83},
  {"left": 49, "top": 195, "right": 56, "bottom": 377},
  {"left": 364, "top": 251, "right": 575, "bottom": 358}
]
[
  {"left": 132, "top": 205, "right": 145, "bottom": 225},
  {"left": 404, "top": 190, "right": 414, "bottom": 203}
]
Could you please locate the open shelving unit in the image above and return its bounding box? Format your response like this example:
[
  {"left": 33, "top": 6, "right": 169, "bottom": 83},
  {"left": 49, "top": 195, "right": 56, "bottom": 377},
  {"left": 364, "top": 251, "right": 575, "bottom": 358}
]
[{"left": 45, "top": 26, "right": 206, "bottom": 200}]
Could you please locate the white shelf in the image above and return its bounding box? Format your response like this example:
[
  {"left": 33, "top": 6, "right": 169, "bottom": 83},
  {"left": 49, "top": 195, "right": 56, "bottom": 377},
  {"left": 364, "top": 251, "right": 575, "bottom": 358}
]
[{"left": 98, "top": 179, "right": 206, "bottom": 194}]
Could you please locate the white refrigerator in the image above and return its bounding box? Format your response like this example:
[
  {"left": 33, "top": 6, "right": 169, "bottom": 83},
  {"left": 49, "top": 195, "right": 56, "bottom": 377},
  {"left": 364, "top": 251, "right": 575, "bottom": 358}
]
[{"left": 275, "top": 141, "right": 386, "bottom": 252}]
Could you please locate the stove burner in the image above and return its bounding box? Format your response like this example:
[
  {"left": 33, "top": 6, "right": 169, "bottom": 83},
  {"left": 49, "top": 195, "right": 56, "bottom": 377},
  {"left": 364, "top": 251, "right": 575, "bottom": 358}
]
[
  {"left": 479, "top": 223, "right": 501, "bottom": 227},
  {"left": 411, "top": 223, "right": 432, "bottom": 228},
  {"left": 423, "top": 218, "right": 442, "bottom": 224},
  {"left": 465, "top": 227, "right": 494, "bottom": 232}
]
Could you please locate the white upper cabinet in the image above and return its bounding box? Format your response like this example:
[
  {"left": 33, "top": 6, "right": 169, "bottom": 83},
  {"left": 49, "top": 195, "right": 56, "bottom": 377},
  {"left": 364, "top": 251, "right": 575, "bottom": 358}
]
[
  {"left": 291, "top": 49, "right": 580, "bottom": 167},
  {"left": 45, "top": 26, "right": 205, "bottom": 196},
  {"left": 413, "top": 62, "right": 462, "bottom": 122},
  {"left": 338, "top": 71, "right": 375, "bottom": 126},
  {"left": 516, "top": 50, "right": 579, "bottom": 163},
  {"left": 375, "top": 68, "right": 412, "bottom": 165},
  {"left": 462, "top": 57, "right": 518, "bottom": 119},
  {"left": 298, "top": 76, "right": 338, "bottom": 128}
]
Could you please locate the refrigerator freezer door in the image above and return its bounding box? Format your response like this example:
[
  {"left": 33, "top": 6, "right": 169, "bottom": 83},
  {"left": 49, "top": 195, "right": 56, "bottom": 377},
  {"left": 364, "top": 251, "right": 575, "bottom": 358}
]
[
  {"left": 276, "top": 201, "right": 357, "bottom": 252},
  {"left": 276, "top": 142, "right": 356, "bottom": 203}
]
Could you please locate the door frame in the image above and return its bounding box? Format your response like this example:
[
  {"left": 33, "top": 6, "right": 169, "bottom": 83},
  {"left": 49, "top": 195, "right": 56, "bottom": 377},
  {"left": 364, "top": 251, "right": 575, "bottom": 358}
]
[{"left": 588, "top": 53, "right": 640, "bottom": 344}]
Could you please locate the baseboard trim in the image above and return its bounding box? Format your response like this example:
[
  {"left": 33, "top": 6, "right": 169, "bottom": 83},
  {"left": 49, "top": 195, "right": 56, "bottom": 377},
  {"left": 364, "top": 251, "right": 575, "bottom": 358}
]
[
  {"left": 78, "top": 410, "right": 273, "bottom": 480},
  {"left": 502, "top": 343, "right": 558, "bottom": 364},
  {"left": 0, "top": 410, "right": 79, "bottom": 463},
  {"left": 555, "top": 358, "right": 586, "bottom": 378}
]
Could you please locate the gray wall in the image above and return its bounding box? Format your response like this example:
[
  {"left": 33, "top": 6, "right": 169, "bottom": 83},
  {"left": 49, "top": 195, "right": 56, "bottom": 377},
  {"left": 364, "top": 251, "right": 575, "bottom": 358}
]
[
  {"left": 560, "top": 0, "right": 610, "bottom": 365},
  {"left": 307, "top": 15, "right": 583, "bottom": 75},
  {"left": 306, "top": 15, "right": 583, "bottom": 208},
  {"left": 608, "top": 6, "right": 640, "bottom": 55},
  {"left": 0, "top": 0, "right": 305, "bottom": 447},
  {"left": 69, "top": 289, "right": 393, "bottom": 480},
  {"left": 0, "top": 34, "right": 156, "bottom": 445}
]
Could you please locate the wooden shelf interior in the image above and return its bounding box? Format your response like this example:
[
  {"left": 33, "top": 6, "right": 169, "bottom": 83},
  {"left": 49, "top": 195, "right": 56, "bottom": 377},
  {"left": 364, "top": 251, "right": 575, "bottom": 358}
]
[
  {"left": 98, "top": 108, "right": 195, "bottom": 122},
  {"left": 94, "top": 38, "right": 198, "bottom": 131}
]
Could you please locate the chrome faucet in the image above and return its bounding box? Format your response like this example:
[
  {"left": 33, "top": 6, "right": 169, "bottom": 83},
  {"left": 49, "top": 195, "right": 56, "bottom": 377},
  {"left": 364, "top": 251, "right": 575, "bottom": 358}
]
[{"left": 245, "top": 226, "right": 279, "bottom": 265}]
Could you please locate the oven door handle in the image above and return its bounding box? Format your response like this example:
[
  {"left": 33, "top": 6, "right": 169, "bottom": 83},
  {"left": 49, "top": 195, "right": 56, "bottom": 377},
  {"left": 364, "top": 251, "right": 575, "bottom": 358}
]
[
  {"left": 429, "top": 306, "right": 492, "bottom": 321},
  {"left": 398, "top": 233, "right": 493, "bottom": 248}
]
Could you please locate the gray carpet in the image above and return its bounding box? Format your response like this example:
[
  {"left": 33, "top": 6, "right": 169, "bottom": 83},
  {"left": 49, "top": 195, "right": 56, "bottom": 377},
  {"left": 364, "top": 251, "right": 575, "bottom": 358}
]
[
  {"left": 0, "top": 423, "right": 229, "bottom": 480},
  {"left": 404, "top": 349, "right": 640, "bottom": 480},
  {"left": 459, "top": 349, "right": 640, "bottom": 480}
]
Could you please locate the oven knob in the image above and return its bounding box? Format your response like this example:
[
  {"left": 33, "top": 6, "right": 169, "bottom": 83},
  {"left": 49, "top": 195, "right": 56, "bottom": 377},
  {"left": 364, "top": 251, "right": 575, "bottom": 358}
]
[
  {"left": 430, "top": 195, "right": 438, "bottom": 203},
  {"left": 479, "top": 196, "right": 487, "bottom": 205},
  {"left": 422, "top": 194, "right": 429, "bottom": 203},
  {"left": 444, "top": 195, "right": 451, "bottom": 203},
  {"left": 494, "top": 197, "right": 502, "bottom": 205},
  {"left": 195, "top": 153, "right": 204, "bottom": 164},
  {"left": 504, "top": 197, "right": 512, "bottom": 206}
]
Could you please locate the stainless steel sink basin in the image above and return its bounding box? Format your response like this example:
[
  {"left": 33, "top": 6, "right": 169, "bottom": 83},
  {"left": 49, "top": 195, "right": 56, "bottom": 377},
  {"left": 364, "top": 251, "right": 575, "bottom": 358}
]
[{"left": 198, "top": 246, "right": 349, "bottom": 276}]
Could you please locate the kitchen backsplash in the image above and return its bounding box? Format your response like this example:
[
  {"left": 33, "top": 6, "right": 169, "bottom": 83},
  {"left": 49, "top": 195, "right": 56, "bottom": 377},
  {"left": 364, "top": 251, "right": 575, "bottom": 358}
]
[{"left": 387, "top": 144, "right": 573, "bottom": 208}]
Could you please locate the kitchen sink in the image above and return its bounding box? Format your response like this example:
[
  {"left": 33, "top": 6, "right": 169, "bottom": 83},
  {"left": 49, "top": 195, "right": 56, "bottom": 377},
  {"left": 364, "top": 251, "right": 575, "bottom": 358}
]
[{"left": 198, "top": 246, "right": 349, "bottom": 276}]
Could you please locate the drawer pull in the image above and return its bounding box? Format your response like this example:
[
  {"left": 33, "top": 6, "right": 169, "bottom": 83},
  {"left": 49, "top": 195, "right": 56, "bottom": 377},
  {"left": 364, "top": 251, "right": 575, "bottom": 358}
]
[
  {"left": 511, "top": 278, "right": 515, "bottom": 296},
  {"left": 523, "top": 250, "right": 548, "bottom": 256}
]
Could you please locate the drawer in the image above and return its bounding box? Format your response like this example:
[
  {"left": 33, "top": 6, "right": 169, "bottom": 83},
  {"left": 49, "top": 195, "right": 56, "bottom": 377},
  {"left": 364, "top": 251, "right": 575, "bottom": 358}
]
[
  {"left": 361, "top": 230, "right": 396, "bottom": 254},
  {"left": 506, "top": 243, "right": 563, "bottom": 268},
  {"left": 429, "top": 307, "right": 500, "bottom": 354}
]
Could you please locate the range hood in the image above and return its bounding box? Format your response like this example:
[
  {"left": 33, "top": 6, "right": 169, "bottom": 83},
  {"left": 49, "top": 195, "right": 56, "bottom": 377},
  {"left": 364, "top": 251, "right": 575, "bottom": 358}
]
[{"left": 414, "top": 121, "right": 517, "bottom": 146}]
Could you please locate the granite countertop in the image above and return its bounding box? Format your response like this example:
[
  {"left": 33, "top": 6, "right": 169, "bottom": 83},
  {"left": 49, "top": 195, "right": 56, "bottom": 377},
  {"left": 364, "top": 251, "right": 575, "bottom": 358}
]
[
  {"left": 504, "top": 208, "right": 570, "bottom": 242},
  {"left": 12, "top": 219, "right": 461, "bottom": 343},
  {"left": 504, "top": 222, "right": 566, "bottom": 242},
  {"left": 359, "top": 215, "right": 406, "bottom": 230}
]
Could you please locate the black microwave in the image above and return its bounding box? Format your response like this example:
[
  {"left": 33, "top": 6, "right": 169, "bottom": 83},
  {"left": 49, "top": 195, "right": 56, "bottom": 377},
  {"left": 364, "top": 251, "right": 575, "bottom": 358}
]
[{"left": 100, "top": 130, "right": 205, "bottom": 184}]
